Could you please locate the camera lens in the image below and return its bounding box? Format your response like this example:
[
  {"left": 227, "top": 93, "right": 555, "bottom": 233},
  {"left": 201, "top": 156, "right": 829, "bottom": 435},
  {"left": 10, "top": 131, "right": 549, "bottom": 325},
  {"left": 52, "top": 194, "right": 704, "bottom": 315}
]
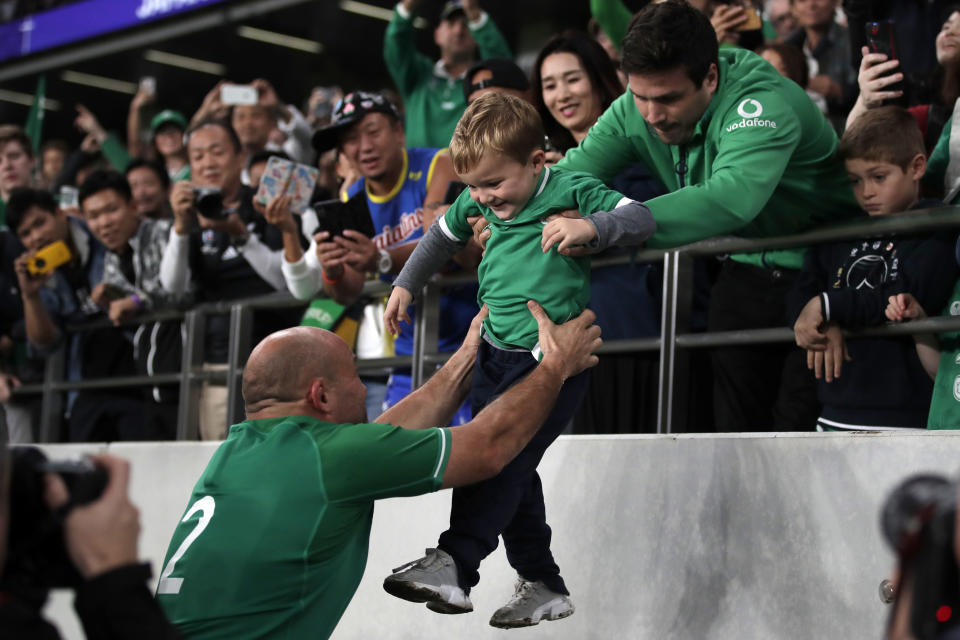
[{"left": 34, "top": 258, "right": 46, "bottom": 269}]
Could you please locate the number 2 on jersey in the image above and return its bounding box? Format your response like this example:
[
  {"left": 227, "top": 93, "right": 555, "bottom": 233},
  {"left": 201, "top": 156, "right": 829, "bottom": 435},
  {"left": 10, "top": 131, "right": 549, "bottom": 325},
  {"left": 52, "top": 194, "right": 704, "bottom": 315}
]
[{"left": 157, "top": 496, "right": 215, "bottom": 595}]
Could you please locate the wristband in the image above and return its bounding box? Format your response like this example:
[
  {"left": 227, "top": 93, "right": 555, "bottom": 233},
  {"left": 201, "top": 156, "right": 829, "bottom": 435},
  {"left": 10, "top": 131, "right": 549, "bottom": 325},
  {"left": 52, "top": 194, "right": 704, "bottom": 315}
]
[
  {"left": 322, "top": 269, "right": 342, "bottom": 284},
  {"left": 130, "top": 294, "right": 143, "bottom": 308}
]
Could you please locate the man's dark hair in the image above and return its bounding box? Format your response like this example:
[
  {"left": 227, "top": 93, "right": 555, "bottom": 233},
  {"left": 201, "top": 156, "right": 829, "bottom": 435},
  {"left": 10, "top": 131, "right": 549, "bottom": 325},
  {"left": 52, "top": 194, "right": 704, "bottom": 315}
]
[
  {"left": 185, "top": 118, "right": 242, "bottom": 154},
  {"left": 125, "top": 157, "right": 170, "bottom": 190},
  {"left": 621, "top": 0, "right": 719, "bottom": 87},
  {"left": 247, "top": 149, "right": 290, "bottom": 172},
  {"left": 6, "top": 188, "right": 57, "bottom": 233},
  {"left": 78, "top": 170, "right": 132, "bottom": 210}
]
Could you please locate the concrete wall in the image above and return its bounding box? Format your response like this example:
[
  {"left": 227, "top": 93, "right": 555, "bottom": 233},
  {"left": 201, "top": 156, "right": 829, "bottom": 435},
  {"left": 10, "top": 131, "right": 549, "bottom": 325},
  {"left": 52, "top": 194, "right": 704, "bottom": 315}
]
[{"left": 37, "top": 432, "right": 960, "bottom": 639}]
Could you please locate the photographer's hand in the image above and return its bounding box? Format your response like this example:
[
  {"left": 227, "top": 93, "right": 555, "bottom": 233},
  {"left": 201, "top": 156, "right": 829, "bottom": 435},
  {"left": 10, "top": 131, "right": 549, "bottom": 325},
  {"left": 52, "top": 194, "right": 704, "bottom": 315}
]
[{"left": 45, "top": 454, "right": 141, "bottom": 580}]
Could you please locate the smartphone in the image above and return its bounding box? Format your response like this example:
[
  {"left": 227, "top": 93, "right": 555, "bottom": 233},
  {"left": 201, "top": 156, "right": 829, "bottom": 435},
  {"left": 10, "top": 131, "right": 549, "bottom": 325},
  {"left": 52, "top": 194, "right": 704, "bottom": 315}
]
[
  {"left": 27, "top": 240, "right": 72, "bottom": 276},
  {"left": 865, "top": 20, "right": 907, "bottom": 106},
  {"left": 737, "top": 7, "right": 763, "bottom": 31},
  {"left": 58, "top": 185, "right": 78, "bottom": 210},
  {"left": 139, "top": 76, "right": 156, "bottom": 95},
  {"left": 313, "top": 192, "right": 376, "bottom": 239},
  {"left": 221, "top": 84, "right": 258, "bottom": 106}
]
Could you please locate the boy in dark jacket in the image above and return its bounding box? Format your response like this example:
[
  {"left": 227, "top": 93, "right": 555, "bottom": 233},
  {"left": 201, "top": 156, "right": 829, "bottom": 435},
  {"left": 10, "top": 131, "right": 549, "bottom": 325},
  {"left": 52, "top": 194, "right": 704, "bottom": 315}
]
[{"left": 789, "top": 106, "right": 958, "bottom": 430}]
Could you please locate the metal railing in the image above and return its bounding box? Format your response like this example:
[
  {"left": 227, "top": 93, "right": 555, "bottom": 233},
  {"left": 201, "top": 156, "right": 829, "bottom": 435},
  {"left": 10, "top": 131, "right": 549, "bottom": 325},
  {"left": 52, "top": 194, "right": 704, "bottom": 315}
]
[{"left": 14, "top": 205, "right": 960, "bottom": 440}]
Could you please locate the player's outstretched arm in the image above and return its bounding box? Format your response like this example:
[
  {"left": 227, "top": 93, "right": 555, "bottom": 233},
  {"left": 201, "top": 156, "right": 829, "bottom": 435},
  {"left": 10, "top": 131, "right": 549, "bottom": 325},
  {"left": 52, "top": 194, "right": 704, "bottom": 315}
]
[
  {"left": 376, "top": 305, "right": 487, "bottom": 428},
  {"left": 441, "top": 302, "right": 601, "bottom": 488}
]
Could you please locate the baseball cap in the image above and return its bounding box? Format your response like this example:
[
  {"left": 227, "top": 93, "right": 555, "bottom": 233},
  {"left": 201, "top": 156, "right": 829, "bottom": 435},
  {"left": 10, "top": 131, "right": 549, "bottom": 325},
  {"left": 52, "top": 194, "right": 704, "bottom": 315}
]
[
  {"left": 439, "top": 0, "right": 466, "bottom": 22},
  {"left": 311, "top": 91, "right": 401, "bottom": 153},
  {"left": 464, "top": 58, "right": 530, "bottom": 102},
  {"left": 150, "top": 110, "right": 187, "bottom": 135}
]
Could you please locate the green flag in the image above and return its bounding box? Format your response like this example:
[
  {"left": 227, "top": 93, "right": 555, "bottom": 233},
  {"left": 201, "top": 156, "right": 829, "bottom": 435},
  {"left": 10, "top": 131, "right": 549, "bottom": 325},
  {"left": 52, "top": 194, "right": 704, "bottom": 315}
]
[{"left": 24, "top": 75, "right": 45, "bottom": 154}]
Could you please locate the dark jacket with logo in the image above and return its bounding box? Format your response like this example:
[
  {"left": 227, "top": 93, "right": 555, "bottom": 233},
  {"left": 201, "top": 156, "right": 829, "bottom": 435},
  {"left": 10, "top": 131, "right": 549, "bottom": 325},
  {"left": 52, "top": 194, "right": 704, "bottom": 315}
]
[{"left": 787, "top": 199, "right": 958, "bottom": 428}]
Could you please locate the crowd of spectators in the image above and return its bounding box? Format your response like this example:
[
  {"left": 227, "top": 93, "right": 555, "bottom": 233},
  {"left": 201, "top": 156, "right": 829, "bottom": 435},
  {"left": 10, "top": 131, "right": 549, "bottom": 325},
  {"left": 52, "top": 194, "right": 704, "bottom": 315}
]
[{"left": 2, "top": 0, "right": 960, "bottom": 443}]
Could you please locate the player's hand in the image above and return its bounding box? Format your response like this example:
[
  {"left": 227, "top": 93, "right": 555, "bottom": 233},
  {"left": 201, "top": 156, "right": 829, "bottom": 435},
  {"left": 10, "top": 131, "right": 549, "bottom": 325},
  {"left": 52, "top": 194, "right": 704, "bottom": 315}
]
[
  {"left": 541, "top": 216, "right": 595, "bottom": 255},
  {"left": 336, "top": 229, "right": 379, "bottom": 273},
  {"left": 44, "top": 454, "right": 141, "bottom": 579},
  {"left": 858, "top": 46, "right": 903, "bottom": 107},
  {"left": 384, "top": 287, "right": 414, "bottom": 336},
  {"left": 886, "top": 293, "right": 926, "bottom": 322},
  {"left": 13, "top": 252, "right": 48, "bottom": 298},
  {"left": 808, "top": 324, "right": 851, "bottom": 382},
  {"left": 794, "top": 296, "right": 827, "bottom": 350},
  {"left": 528, "top": 300, "right": 602, "bottom": 380},
  {"left": 109, "top": 296, "right": 141, "bottom": 326}
]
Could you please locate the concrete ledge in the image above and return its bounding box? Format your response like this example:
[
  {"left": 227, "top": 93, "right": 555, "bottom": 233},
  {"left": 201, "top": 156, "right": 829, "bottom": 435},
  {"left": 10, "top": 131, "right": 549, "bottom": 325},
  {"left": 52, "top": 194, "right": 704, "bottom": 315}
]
[{"left": 38, "top": 432, "right": 960, "bottom": 639}]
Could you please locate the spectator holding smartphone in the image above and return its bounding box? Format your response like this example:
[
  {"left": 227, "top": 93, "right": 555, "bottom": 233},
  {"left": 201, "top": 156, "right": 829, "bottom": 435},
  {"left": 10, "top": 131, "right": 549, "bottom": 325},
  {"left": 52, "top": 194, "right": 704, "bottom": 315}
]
[{"left": 847, "top": 8, "right": 960, "bottom": 152}]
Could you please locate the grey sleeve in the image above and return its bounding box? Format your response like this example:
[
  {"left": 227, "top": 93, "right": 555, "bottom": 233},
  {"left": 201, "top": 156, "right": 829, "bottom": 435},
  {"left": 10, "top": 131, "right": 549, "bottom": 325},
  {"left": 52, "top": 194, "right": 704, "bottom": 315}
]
[
  {"left": 586, "top": 200, "right": 657, "bottom": 252},
  {"left": 392, "top": 223, "right": 465, "bottom": 294}
]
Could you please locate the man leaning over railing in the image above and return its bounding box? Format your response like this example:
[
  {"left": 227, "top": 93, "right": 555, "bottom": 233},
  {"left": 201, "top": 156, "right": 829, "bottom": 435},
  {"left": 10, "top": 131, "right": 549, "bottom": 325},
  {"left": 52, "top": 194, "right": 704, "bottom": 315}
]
[{"left": 555, "top": 1, "right": 864, "bottom": 432}]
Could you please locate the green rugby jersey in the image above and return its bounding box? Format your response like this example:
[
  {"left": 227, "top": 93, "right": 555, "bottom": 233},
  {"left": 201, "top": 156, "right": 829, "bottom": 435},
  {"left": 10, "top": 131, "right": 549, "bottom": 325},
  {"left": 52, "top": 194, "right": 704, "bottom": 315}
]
[
  {"left": 156, "top": 416, "right": 451, "bottom": 639},
  {"left": 440, "top": 166, "right": 626, "bottom": 351}
]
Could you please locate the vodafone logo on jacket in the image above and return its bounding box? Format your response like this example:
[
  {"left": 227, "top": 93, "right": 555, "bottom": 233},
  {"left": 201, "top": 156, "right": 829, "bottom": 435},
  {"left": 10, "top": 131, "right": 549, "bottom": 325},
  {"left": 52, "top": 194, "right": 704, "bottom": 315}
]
[{"left": 726, "top": 98, "right": 778, "bottom": 132}]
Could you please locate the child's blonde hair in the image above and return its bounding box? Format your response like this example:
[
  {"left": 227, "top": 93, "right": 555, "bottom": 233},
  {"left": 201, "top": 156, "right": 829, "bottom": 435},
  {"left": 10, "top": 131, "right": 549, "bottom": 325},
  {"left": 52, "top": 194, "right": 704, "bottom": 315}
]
[
  {"left": 449, "top": 92, "right": 545, "bottom": 174},
  {"left": 838, "top": 106, "right": 925, "bottom": 169}
]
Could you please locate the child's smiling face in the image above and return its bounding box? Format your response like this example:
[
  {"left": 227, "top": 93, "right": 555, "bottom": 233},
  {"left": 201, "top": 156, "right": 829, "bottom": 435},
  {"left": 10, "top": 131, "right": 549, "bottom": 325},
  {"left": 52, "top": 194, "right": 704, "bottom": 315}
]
[{"left": 459, "top": 149, "right": 546, "bottom": 221}]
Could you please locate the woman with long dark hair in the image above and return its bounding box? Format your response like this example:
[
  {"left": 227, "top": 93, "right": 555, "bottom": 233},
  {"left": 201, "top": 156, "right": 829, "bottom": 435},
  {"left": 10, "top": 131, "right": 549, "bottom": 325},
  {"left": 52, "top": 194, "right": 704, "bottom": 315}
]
[{"left": 532, "top": 31, "right": 625, "bottom": 155}]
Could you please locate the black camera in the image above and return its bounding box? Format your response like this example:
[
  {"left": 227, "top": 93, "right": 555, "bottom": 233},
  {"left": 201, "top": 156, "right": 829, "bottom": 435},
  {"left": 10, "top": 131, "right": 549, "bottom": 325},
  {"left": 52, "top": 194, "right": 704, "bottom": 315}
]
[
  {"left": 882, "top": 473, "right": 960, "bottom": 639},
  {"left": 0, "top": 447, "right": 107, "bottom": 592},
  {"left": 194, "top": 186, "right": 225, "bottom": 219}
]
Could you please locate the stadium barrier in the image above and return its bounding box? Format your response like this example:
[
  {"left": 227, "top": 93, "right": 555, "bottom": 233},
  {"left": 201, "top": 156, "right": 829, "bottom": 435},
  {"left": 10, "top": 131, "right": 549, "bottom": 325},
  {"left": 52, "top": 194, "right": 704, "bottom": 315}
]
[
  {"left": 39, "top": 430, "right": 960, "bottom": 639},
  {"left": 14, "top": 204, "right": 960, "bottom": 438}
]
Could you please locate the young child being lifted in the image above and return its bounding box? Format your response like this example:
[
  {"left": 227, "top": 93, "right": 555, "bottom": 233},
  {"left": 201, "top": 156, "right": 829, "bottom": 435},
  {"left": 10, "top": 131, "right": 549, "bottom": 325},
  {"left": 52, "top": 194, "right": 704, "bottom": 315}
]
[{"left": 381, "top": 91, "right": 656, "bottom": 628}]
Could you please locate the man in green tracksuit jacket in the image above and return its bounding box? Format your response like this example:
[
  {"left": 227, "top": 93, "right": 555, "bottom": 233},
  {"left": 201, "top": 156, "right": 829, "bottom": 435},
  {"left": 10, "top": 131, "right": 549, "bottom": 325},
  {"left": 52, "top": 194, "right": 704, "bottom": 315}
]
[
  {"left": 384, "top": 0, "right": 511, "bottom": 148},
  {"left": 558, "top": 1, "right": 861, "bottom": 431}
]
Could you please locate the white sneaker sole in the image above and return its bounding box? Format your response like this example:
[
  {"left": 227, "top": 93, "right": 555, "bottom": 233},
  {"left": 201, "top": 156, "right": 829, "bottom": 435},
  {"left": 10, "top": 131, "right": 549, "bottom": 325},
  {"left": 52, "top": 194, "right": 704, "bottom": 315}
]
[
  {"left": 489, "top": 596, "right": 575, "bottom": 628},
  {"left": 383, "top": 579, "right": 473, "bottom": 614}
]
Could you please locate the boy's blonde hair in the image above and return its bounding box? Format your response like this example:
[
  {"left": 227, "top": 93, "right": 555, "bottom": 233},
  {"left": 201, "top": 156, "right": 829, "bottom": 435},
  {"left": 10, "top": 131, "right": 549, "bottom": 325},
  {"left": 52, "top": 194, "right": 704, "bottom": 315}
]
[
  {"left": 837, "top": 106, "right": 925, "bottom": 169},
  {"left": 449, "top": 92, "right": 545, "bottom": 174}
]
